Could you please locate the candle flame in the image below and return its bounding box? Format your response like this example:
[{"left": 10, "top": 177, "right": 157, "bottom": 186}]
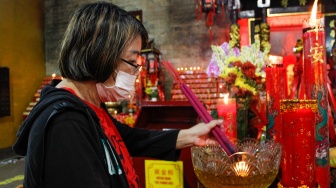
[
  {"left": 310, "top": 0, "right": 318, "bottom": 27},
  {"left": 268, "top": 55, "right": 283, "bottom": 66},
  {"left": 52, "top": 73, "right": 56, "bottom": 78},
  {"left": 223, "top": 93, "right": 229, "bottom": 104},
  {"left": 233, "top": 161, "right": 250, "bottom": 177},
  {"left": 310, "top": 0, "right": 318, "bottom": 20},
  {"left": 268, "top": 55, "right": 277, "bottom": 62}
]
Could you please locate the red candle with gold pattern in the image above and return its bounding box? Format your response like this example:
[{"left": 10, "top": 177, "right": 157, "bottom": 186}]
[
  {"left": 266, "top": 55, "right": 285, "bottom": 145},
  {"left": 302, "top": 1, "right": 330, "bottom": 187},
  {"left": 217, "top": 94, "right": 237, "bottom": 141},
  {"left": 302, "top": 19, "right": 327, "bottom": 99},
  {"left": 280, "top": 99, "right": 317, "bottom": 187}
]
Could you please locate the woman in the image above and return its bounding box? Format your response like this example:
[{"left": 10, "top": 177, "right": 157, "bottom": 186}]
[{"left": 12, "top": 2, "right": 221, "bottom": 188}]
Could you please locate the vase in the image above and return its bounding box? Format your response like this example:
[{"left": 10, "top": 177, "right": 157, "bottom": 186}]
[{"left": 236, "top": 97, "right": 250, "bottom": 140}]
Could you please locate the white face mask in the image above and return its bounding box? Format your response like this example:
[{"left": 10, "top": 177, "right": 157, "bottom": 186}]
[{"left": 96, "top": 71, "right": 137, "bottom": 102}]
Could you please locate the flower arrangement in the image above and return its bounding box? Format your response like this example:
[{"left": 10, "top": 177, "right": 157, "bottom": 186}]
[
  {"left": 145, "top": 80, "right": 158, "bottom": 101},
  {"left": 206, "top": 40, "right": 270, "bottom": 98}
]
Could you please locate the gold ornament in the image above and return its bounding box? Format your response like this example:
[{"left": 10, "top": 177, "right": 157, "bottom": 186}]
[
  {"left": 229, "top": 24, "right": 240, "bottom": 48},
  {"left": 293, "top": 39, "right": 303, "bottom": 53},
  {"left": 329, "top": 20, "right": 335, "bottom": 28},
  {"left": 260, "top": 23, "right": 270, "bottom": 52},
  {"left": 254, "top": 25, "right": 261, "bottom": 44},
  {"left": 281, "top": 0, "right": 288, "bottom": 7},
  {"left": 331, "top": 30, "right": 335, "bottom": 38},
  {"left": 280, "top": 99, "right": 318, "bottom": 113},
  {"left": 278, "top": 181, "right": 320, "bottom": 188},
  {"left": 299, "top": 0, "right": 307, "bottom": 6},
  {"left": 330, "top": 40, "right": 335, "bottom": 49}
]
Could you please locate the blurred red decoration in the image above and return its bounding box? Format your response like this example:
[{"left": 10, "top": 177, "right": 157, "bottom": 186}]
[{"left": 196, "top": 0, "right": 226, "bottom": 43}]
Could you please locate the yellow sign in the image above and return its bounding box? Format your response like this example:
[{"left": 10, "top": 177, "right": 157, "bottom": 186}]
[{"left": 145, "top": 160, "right": 183, "bottom": 188}]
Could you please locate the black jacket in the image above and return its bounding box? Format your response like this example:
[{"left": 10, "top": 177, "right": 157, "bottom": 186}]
[{"left": 13, "top": 79, "right": 181, "bottom": 188}]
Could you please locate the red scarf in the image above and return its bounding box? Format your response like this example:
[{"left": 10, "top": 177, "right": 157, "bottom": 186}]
[{"left": 63, "top": 88, "right": 139, "bottom": 187}]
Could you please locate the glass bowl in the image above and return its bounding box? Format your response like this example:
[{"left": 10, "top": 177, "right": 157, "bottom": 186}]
[{"left": 191, "top": 138, "right": 281, "bottom": 188}]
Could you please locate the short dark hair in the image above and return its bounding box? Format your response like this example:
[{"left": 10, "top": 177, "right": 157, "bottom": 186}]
[{"left": 58, "top": 2, "right": 148, "bottom": 82}]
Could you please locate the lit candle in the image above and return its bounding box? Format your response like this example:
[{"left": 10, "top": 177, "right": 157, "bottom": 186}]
[
  {"left": 233, "top": 161, "right": 249, "bottom": 177},
  {"left": 302, "top": 1, "right": 330, "bottom": 187},
  {"left": 52, "top": 73, "right": 56, "bottom": 79},
  {"left": 280, "top": 99, "right": 317, "bottom": 187},
  {"left": 217, "top": 94, "right": 237, "bottom": 140},
  {"left": 302, "top": 0, "right": 326, "bottom": 98},
  {"left": 265, "top": 55, "right": 285, "bottom": 144}
]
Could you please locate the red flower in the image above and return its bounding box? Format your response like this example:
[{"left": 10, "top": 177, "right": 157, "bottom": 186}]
[
  {"left": 236, "top": 88, "right": 254, "bottom": 97},
  {"left": 254, "top": 75, "right": 263, "bottom": 84},
  {"left": 224, "top": 73, "right": 237, "bottom": 84},
  {"left": 232, "top": 61, "right": 243, "bottom": 68},
  {"left": 241, "top": 61, "right": 257, "bottom": 79}
]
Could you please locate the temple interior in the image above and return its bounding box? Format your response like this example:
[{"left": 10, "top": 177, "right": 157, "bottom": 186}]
[{"left": 1, "top": 0, "right": 336, "bottom": 187}]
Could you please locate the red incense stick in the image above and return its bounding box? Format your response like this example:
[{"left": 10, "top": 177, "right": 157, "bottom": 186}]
[{"left": 163, "top": 61, "right": 237, "bottom": 155}]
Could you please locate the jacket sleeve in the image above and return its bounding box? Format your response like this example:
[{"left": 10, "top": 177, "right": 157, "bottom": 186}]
[
  {"left": 43, "top": 110, "right": 111, "bottom": 188},
  {"left": 111, "top": 117, "right": 181, "bottom": 161}
]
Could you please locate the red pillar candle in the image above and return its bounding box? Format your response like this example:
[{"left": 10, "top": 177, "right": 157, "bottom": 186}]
[
  {"left": 302, "top": 1, "right": 330, "bottom": 186},
  {"left": 266, "top": 55, "right": 285, "bottom": 145},
  {"left": 280, "top": 99, "right": 317, "bottom": 188},
  {"left": 217, "top": 94, "right": 237, "bottom": 141},
  {"left": 302, "top": 19, "right": 327, "bottom": 99}
]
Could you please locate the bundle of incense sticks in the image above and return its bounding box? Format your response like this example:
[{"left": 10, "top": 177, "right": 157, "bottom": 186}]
[{"left": 163, "top": 61, "right": 237, "bottom": 155}]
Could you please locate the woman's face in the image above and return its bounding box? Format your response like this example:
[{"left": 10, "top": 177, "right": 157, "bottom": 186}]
[{"left": 103, "top": 36, "right": 142, "bottom": 86}]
